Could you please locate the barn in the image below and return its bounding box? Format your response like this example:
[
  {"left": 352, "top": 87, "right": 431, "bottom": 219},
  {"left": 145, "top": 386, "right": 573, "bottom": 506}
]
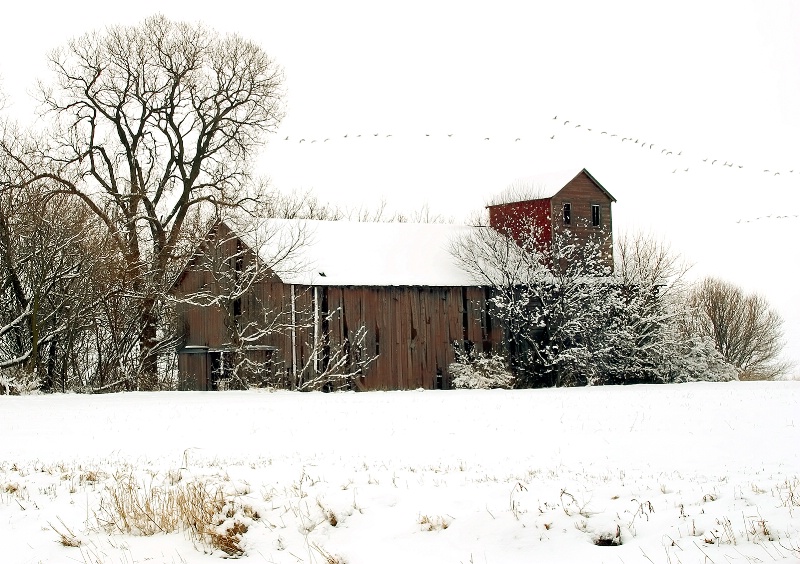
[{"left": 173, "top": 167, "right": 615, "bottom": 391}]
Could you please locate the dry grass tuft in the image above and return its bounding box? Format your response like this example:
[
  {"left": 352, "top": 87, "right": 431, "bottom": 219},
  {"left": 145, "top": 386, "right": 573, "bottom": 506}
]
[
  {"left": 96, "top": 472, "right": 251, "bottom": 556},
  {"left": 419, "top": 514, "right": 450, "bottom": 531},
  {"left": 50, "top": 518, "right": 81, "bottom": 548}
]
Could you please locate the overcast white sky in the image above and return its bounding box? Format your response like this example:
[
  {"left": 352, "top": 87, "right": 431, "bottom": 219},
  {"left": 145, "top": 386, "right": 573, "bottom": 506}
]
[{"left": 2, "top": 1, "right": 799, "bottom": 371}]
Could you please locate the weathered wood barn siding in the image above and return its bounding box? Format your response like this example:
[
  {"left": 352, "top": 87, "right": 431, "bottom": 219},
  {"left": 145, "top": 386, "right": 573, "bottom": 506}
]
[
  {"left": 488, "top": 169, "right": 616, "bottom": 272},
  {"left": 551, "top": 173, "right": 614, "bottom": 252},
  {"left": 174, "top": 225, "right": 499, "bottom": 390},
  {"left": 318, "top": 285, "right": 495, "bottom": 390}
]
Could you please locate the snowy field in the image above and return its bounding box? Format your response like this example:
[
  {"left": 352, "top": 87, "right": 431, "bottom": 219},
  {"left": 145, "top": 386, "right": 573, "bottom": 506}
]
[{"left": 1, "top": 383, "right": 799, "bottom": 564}]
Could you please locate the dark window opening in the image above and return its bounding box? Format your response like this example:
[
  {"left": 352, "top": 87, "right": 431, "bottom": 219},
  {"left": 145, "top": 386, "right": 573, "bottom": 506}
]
[
  {"left": 435, "top": 367, "right": 443, "bottom": 390},
  {"left": 233, "top": 297, "right": 242, "bottom": 318},
  {"left": 563, "top": 203, "right": 571, "bottom": 225},
  {"left": 592, "top": 204, "right": 601, "bottom": 227},
  {"left": 375, "top": 325, "right": 380, "bottom": 356}
]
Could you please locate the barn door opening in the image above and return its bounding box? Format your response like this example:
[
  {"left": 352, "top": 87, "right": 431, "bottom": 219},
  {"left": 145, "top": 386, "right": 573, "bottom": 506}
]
[{"left": 209, "top": 351, "right": 234, "bottom": 390}]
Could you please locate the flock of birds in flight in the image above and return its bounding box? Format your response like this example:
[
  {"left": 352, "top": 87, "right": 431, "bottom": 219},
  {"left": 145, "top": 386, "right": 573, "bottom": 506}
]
[
  {"left": 281, "top": 115, "right": 799, "bottom": 178},
  {"left": 280, "top": 115, "right": 798, "bottom": 224}
]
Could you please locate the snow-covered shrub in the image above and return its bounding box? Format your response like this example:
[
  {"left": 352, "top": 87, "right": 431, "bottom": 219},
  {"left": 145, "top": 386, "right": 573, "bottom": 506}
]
[
  {"left": 0, "top": 367, "right": 41, "bottom": 395},
  {"left": 449, "top": 352, "right": 515, "bottom": 389},
  {"left": 670, "top": 335, "right": 739, "bottom": 383}
]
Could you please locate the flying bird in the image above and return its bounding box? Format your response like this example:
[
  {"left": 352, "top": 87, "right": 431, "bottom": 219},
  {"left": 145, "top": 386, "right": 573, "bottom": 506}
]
[
  {"left": 311, "top": 140, "right": 316, "bottom": 143},
  {"left": 299, "top": 139, "right": 305, "bottom": 143},
  {"left": 553, "top": 115, "right": 558, "bottom": 120},
  {"left": 550, "top": 135, "right": 555, "bottom": 139},
  {"left": 374, "top": 133, "right": 379, "bottom": 137},
  {"left": 425, "top": 134, "right": 430, "bottom": 137},
  {"left": 712, "top": 160, "right": 717, "bottom": 165},
  {"left": 284, "top": 136, "right": 289, "bottom": 141},
  {"left": 601, "top": 131, "right": 607, "bottom": 135},
  {"left": 324, "top": 138, "right": 330, "bottom": 142},
  {"left": 448, "top": 134, "right": 453, "bottom": 137},
  {"left": 344, "top": 134, "right": 348, "bottom": 138},
  {"left": 622, "top": 138, "right": 628, "bottom": 142},
  {"left": 650, "top": 144, "right": 654, "bottom": 149},
  {"left": 738, "top": 165, "right": 744, "bottom": 169},
  {"left": 484, "top": 137, "right": 490, "bottom": 141},
  {"left": 666, "top": 151, "right": 672, "bottom": 155},
  {"left": 515, "top": 138, "right": 521, "bottom": 141},
  {"left": 564, "top": 121, "right": 570, "bottom": 125},
  {"left": 610, "top": 134, "right": 617, "bottom": 137},
  {"left": 575, "top": 124, "right": 581, "bottom": 128},
  {"left": 672, "top": 169, "right": 677, "bottom": 173},
  {"left": 661, "top": 149, "right": 667, "bottom": 154},
  {"left": 703, "top": 158, "right": 708, "bottom": 162},
  {"left": 684, "top": 168, "right": 689, "bottom": 172},
  {"left": 386, "top": 134, "right": 392, "bottom": 137}
]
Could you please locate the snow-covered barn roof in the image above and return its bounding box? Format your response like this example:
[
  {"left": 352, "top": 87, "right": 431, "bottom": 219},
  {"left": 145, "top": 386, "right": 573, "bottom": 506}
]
[
  {"left": 238, "top": 219, "right": 484, "bottom": 287},
  {"left": 491, "top": 167, "right": 616, "bottom": 204}
]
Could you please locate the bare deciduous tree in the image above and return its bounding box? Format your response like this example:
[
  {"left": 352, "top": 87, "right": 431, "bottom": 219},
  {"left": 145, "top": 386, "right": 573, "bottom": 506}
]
[
  {"left": 685, "top": 277, "right": 787, "bottom": 380},
  {"left": 3, "top": 15, "right": 285, "bottom": 389}
]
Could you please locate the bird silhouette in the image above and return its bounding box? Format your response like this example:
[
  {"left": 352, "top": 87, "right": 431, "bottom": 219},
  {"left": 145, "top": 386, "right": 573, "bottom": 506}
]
[
  {"left": 712, "top": 160, "right": 717, "bottom": 165},
  {"left": 650, "top": 144, "right": 654, "bottom": 149},
  {"left": 553, "top": 115, "right": 558, "bottom": 120},
  {"left": 587, "top": 128, "right": 592, "bottom": 131},
  {"left": 622, "top": 138, "right": 628, "bottom": 142},
  {"left": 344, "top": 134, "right": 348, "bottom": 138},
  {"left": 610, "top": 134, "right": 617, "bottom": 137},
  {"left": 357, "top": 134, "right": 362, "bottom": 137},
  {"left": 666, "top": 151, "right": 672, "bottom": 155},
  {"left": 550, "top": 135, "right": 555, "bottom": 139},
  {"left": 764, "top": 169, "right": 770, "bottom": 173},
  {"left": 448, "top": 134, "right": 453, "bottom": 137},
  {"left": 425, "top": 134, "right": 430, "bottom": 137},
  {"left": 311, "top": 140, "right": 316, "bottom": 143},
  {"left": 684, "top": 168, "right": 689, "bottom": 172},
  {"left": 299, "top": 139, "right": 305, "bottom": 143},
  {"left": 672, "top": 169, "right": 677, "bottom": 173},
  {"left": 601, "top": 131, "right": 607, "bottom": 135},
  {"left": 564, "top": 121, "right": 570, "bottom": 125},
  {"left": 515, "top": 138, "right": 521, "bottom": 142},
  {"left": 703, "top": 158, "right": 708, "bottom": 162},
  {"left": 575, "top": 124, "right": 581, "bottom": 128},
  {"left": 374, "top": 133, "right": 379, "bottom": 137},
  {"left": 678, "top": 151, "right": 682, "bottom": 156},
  {"left": 661, "top": 149, "right": 667, "bottom": 154},
  {"left": 484, "top": 137, "right": 490, "bottom": 141},
  {"left": 775, "top": 172, "right": 780, "bottom": 176},
  {"left": 738, "top": 165, "right": 743, "bottom": 169},
  {"left": 386, "top": 134, "right": 392, "bottom": 137},
  {"left": 284, "top": 136, "right": 289, "bottom": 141}
]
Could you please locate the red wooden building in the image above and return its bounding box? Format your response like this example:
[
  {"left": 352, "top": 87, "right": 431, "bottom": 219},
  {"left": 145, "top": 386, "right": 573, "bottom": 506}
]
[{"left": 173, "top": 167, "right": 614, "bottom": 391}]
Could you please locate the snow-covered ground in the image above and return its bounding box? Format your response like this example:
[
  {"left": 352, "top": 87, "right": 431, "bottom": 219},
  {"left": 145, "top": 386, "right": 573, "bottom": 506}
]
[{"left": 1, "top": 383, "right": 799, "bottom": 563}]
